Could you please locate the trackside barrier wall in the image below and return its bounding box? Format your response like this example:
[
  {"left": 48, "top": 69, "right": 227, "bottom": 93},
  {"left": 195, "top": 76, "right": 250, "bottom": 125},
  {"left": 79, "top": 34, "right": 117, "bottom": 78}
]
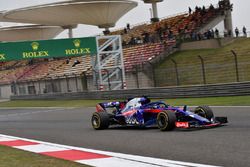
[{"left": 10, "top": 82, "right": 250, "bottom": 100}]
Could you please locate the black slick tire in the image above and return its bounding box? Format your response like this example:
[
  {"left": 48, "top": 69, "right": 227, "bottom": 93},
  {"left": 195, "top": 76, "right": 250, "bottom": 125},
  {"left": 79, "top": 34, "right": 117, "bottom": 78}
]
[
  {"left": 194, "top": 105, "right": 214, "bottom": 120},
  {"left": 91, "top": 112, "right": 110, "bottom": 130},
  {"left": 157, "top": 110, "right": 176, "bottom": 131}
]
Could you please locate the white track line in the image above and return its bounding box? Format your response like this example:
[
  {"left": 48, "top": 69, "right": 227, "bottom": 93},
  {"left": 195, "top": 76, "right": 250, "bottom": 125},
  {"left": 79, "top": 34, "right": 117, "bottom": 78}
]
[
  {"left": 0, "top": 107, "right": 76, "bottom": 109},
  {"left": 0, "top": 108, "right": 69, "bottom": 118}
]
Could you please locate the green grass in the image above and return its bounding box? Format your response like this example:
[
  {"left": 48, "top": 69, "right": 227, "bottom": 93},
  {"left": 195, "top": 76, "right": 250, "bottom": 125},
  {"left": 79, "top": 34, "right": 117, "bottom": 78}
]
[
  {"left": 0, "top": 95, "right": 250, "bottom": 107},
  {"left": 0, "top": 146, "right": 89, "bottom": 167},
  {"left": 155, "top": 38, "right": 250, "bottom": 86}
]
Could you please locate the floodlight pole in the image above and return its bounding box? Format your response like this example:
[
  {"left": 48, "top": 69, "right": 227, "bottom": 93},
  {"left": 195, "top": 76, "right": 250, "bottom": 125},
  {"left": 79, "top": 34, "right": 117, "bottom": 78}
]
[
  {"left": 143, "top": 0, "right": 163, "bottom": 22},
  {"left": 68, "top": 28, "right": 73, "bottom": 38},
  {"left": 152, "top": 2, "right": 158, "bottom": 19},
  {"left": 62, "top": 25, "right": 76, "bottom": 38}
]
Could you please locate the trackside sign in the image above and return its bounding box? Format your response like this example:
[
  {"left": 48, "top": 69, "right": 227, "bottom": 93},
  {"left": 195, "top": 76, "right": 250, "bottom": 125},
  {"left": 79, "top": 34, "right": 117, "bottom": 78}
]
[{"left": 0, "top": 37, "right": 97, "bottom": 62}]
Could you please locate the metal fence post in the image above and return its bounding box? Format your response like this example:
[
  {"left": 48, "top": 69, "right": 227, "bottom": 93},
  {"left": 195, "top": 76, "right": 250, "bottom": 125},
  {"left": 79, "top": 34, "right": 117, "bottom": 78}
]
[
  {"left": 198, "top": 55, "right": 206, "bottom": 85},
  {"left": 74, "top": 74, "right": 79, "bottom": 92},
  {"left": 65, "top": 75, "right": 70, "bottom": 92},
  {"left": 147, "top": 62, "right": 156, "bottom": 87},
  {"left": 171, "top": 59, "right": 179, "bottom": 86},
  {"left": 38, "top": 80, "right": 41, "bottom": 94},
  {"left": 231, "top": 50, "right": 240, "bottom": 82}
]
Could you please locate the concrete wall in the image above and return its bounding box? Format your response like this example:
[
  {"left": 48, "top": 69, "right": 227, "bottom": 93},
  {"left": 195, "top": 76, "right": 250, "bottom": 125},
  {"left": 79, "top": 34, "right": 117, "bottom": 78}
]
[
  {"left": 11, "top": 82, "right": 250, "bottom": 100},
  {"left": 0, "top": 71, "right": 153, "bottom": 99},
  {"left": 0, "top": 84, "right": 12, "bottom": 99},
  {"left": 125, "top": 71, "right": 153, "bottom": 89}
]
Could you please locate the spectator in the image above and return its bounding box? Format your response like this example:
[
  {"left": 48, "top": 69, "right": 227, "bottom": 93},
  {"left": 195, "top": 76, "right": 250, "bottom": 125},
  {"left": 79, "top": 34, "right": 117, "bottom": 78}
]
[
  {"left": 195, "top": 6, "right": 200, "bottom": 12},
  {"left": 142, "top": 31, "right": 150, "bottom": 43},
  {"left": 191, "top": 31, "right": 197, "bottom": 40},
  {"left": 209, "top": 4, "right": 214, "bottom": 10},
  {"left": 164, "top": 23, "right": 169, "bottom": 31},
  {"left": 28, "top": 59, "right": 34, "bottom": 65},
  {"left": 207, "top": 30, "right": 212, "bottom": 39},
  {"left": 215, "top": 28, "right": 219, "bottom": 38},
  {"left": 66, "top": 58, "right": 70, "bottom": 64},
  {"left": 202, "top": 6, "right": 206, "bottom": 12},
  {"left": 235, "top": 27, "right": 239, "bottom": 37},
  {"left": 156, "top": 26, "right": 163, "bottom": 40},
  {"left": 150, "top": 34, "right": 157, "bottom": 43},
  {"left": 243, "top": 26, "right": 247, "bottom": 37},
  {"left": 126, "top": 23, "right": 130, "bottom": 30},
  {"left": 188, "top": 7, "right": 192, "bottom": 15},
  {"left": 137, "top": 37, "right": 143, "bottom": 44},
  {"left": 123, "top": 27, "right": 127, "bottom": 34},
  {"left": 72, "top": 59, "right": 80, "bottom": 67},
  {"left": 129, "top": 36, "right": 136, "bottom": 45}
]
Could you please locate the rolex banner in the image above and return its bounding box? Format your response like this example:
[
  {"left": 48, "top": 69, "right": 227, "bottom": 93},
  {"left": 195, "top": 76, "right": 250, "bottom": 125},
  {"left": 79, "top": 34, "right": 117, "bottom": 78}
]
[{"left": 0, "top": 37, "right": 97, "bottom": 62}]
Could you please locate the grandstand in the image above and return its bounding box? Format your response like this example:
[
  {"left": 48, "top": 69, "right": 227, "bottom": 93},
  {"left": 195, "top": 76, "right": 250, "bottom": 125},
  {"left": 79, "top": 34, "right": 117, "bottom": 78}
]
[{"left": 0, "top": 0, "right": 242, "bottom": 99}]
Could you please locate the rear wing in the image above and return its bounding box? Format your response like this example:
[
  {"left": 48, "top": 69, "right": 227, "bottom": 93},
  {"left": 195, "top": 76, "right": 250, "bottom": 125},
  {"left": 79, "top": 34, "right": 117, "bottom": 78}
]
[{"left": 96, "top": 101, "right": 126, "bottom": 112}]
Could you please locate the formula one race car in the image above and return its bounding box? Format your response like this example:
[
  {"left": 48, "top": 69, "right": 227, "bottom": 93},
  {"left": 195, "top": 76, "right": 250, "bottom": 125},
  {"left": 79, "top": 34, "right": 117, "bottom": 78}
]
[{"left": 91, "top": 97, "right": 228, "bottom": 131}]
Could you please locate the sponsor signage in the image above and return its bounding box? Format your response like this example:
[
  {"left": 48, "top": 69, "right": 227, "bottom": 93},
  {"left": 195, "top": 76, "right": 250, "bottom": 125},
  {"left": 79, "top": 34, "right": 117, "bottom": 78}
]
[
  {"left": 0, "top": 37, "right": 97, "bottom": 62},
  {"left": 175, "top": 122, "right": 189, "bottom": 128}
]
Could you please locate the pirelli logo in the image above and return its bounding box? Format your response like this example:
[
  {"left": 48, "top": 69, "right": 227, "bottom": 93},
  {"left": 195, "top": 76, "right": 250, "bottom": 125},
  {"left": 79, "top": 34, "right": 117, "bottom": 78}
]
[{"left": 0, "top": 53, "right": 6, "bottom": 61}]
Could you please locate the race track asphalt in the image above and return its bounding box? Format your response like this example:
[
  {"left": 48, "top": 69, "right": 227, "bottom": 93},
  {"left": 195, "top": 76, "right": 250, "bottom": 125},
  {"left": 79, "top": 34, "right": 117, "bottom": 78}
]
[{"left": 0, "top": 106, "right": 249, "bottom": 167}]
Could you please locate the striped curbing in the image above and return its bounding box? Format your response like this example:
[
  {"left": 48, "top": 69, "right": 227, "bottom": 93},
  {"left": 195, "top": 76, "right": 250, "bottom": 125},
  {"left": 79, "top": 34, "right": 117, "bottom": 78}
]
[{"left": 0, "top": 134, "right": 220, "bottom": 167}]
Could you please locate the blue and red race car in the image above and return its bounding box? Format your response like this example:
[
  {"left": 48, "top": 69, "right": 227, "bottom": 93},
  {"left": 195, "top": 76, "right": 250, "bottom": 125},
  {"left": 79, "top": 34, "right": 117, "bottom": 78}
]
[{"left": 91, "top": 97, "right": 228, "bottom": 131}]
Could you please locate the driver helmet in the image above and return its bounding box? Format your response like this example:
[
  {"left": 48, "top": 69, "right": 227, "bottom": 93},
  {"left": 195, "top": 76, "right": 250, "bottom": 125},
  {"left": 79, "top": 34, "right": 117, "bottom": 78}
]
[{"left": 139, "top": 96, "right": 151, "bottom": 105}]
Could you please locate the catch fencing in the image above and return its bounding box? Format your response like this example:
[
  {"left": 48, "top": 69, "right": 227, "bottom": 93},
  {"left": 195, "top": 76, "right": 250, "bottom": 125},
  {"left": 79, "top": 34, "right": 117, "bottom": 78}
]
[{"left": 129, "top": 49, "right": 250, "bottom": 88}]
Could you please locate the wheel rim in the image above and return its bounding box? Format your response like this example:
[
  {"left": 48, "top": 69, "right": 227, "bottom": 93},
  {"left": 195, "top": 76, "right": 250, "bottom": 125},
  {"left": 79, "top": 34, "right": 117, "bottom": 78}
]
[
  {"left": 158, "top": 113, "right": 168, "bottom": 129},
  {"left": 92, "top": 115, "right": 100, "bottom": 128}
]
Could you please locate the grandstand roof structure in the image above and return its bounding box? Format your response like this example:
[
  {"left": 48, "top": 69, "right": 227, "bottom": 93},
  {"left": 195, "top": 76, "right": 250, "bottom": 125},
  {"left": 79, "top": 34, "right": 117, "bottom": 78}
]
[
  {"left": 0, "top": 25, "right": 64, "bottom": 42},
  {"left": 0, "top": 0, "right": 138, "bottom": 29},
  {"left": 0, "top": 11, "right": 6, "bottom": 22}
]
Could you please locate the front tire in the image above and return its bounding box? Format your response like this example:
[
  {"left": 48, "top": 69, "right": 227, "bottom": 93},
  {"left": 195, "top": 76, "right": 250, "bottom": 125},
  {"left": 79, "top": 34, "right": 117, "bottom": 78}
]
[
  {"left": 194, "top": 105, "right": 214, "bottom": 120},
  {"left": 157, "top": 110, "right": 176, "bottom": 131},
  {"left": 91, "top": 112, "right": 110, "bottom": 130}
]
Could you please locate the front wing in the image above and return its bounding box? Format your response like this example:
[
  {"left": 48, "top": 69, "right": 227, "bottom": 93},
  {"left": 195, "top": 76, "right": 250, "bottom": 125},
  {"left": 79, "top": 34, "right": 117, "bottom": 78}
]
[{"left": 175, "top": 117, "right": 228, "bottom": 129}]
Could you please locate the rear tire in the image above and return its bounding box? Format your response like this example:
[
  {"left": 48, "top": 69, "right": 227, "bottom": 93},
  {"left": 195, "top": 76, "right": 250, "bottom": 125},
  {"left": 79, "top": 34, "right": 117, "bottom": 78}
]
[
  {"left": 91, "top": 112, "right": 110, "bottom": 130},
  {"left": 194, "top": 106, "right": 214, "bottom": 120},
  {"left": 157, "top": 110, "right": 176, "bottom": 131}
]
